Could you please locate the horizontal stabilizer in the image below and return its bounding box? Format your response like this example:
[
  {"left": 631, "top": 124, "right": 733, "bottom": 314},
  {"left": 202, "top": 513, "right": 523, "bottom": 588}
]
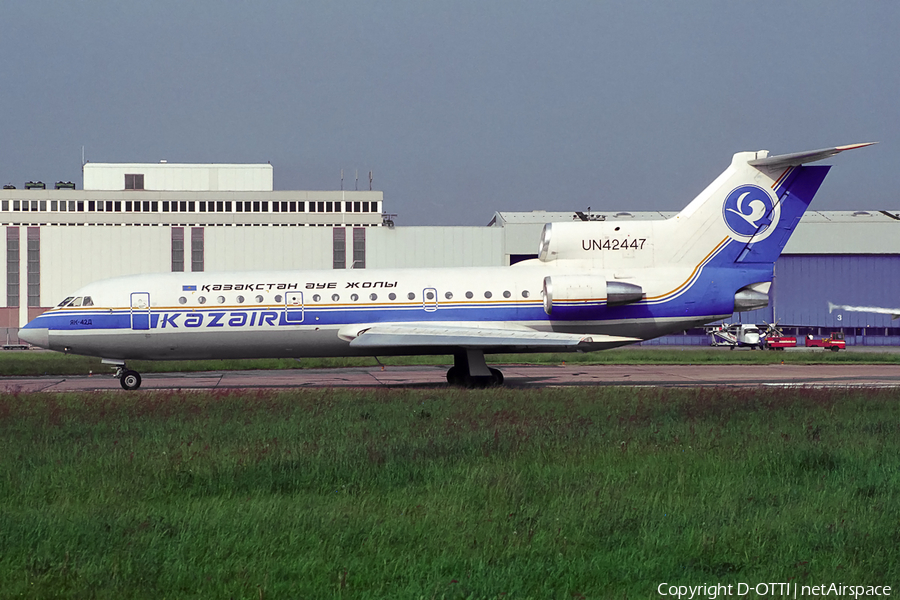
[
  {"left": 748, "top": 142, "right": 876, "bottom": 170},
  {"left": 342, "top": 323, "right": 639, "bottom": 349}
]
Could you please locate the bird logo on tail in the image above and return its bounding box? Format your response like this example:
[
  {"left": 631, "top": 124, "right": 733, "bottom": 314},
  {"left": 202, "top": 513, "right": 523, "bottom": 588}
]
[{"left": 722, "top": 184, "right": 780, "bottom": 241}]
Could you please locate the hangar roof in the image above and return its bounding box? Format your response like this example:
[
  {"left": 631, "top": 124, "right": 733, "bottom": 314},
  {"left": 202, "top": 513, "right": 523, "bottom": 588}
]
[
  {"left": 490, "top": 210, "right": 900, "bottom": 255},
  {"left": 488, "top": 210, "right": 674, "bottom": 225}
]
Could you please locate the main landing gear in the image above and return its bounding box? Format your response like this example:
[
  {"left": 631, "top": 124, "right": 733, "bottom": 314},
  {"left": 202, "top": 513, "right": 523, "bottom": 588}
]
[{"left": 446, "top": 349, "right": 504, "bottom": 388}]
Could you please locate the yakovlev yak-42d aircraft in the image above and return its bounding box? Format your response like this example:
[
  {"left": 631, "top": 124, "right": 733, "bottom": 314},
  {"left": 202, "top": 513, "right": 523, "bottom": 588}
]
[{"left": 20, "top": 143, "right": 874, "bottom": 389}]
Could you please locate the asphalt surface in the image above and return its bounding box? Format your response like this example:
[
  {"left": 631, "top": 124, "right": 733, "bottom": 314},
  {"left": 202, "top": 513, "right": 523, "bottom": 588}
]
[{"left": 4, "top": 363, "right": 900, "bottom": 392}]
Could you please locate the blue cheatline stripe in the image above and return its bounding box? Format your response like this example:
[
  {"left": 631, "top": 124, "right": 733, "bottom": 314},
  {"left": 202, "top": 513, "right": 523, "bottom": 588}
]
[{"left": 31, "top": 283, "right": 746, "bottom": 334}]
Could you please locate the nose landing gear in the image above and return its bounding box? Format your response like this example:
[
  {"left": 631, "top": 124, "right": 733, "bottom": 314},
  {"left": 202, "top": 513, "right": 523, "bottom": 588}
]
[
  {"left": 119, "top": 369, "right": 142, "bottom": 390},
  {"left": 109, "top": 363, "right": 142, "bottom": 390}
]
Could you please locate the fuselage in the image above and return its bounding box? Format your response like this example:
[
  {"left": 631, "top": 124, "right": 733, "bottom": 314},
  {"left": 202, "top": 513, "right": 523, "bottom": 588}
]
[{"left": 21, "top": 259, "right": 746, "bottom": 361}]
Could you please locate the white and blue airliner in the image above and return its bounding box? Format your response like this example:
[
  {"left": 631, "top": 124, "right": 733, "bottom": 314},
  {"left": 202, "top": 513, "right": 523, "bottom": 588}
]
[{"left": 19, "top": 144, "right": 873, "bottom": 388}]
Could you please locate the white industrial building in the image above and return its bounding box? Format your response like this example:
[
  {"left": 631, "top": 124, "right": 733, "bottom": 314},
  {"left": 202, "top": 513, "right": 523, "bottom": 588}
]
[{"left": 3, "top": 162, "right": 899, "bottom": 345}]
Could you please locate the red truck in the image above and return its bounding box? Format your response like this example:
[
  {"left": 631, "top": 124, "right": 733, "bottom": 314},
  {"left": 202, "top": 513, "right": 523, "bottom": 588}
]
[
  {"left": 804, "top": 332, "right": 846, "bottom": 351},
  {"left": 765, "top": 335, "right": 797, "bottom": 350},
  {"left": 765, "top": 331, "right": 846, "bottom": 351}
]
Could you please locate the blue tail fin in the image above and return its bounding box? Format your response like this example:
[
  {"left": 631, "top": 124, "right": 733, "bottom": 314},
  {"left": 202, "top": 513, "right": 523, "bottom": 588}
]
[{"left": 732, "top": 165, "right": 830, "bottom": 264}]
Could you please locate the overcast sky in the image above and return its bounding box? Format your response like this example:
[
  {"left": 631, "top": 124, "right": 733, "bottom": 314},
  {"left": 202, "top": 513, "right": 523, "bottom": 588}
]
[{"left": 2, "top": 1, "right": 896, "bottom": 225}]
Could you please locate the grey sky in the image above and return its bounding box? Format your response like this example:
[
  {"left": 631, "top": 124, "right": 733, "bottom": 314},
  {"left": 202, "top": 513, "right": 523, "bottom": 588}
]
[{"left": 2, "top": 1, "right": 896, "bottom": 225}]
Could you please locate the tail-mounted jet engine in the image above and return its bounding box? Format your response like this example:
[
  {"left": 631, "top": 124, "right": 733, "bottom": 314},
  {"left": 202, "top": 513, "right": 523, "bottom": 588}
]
[
  {"left": 542, "top": 275, "right": 644, "bottom": 315},
  {"left": 733, "top": 282, "right": 771, "bottom": 312}
]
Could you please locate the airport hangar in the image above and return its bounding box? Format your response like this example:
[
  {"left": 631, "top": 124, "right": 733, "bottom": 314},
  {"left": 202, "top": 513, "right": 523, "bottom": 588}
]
[{"left": 1, "top": 161, "right": 898, "bottom": 347}]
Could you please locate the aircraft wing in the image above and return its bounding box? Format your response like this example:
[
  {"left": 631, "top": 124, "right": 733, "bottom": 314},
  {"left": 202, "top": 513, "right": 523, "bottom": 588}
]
[
  {"left": 828, "top": 302, "right": 900, "bottom": 319},
  {"left": 340, "top": 322, "right": 640, "bottom": 349}
]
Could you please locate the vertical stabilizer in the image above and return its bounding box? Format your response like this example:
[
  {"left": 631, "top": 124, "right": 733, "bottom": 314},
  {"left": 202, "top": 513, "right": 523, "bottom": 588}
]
[
  {"left": 730, "top": 165, "right": 828, "bottom": 264},
  {"left": 660, "top": 144, "right": 873, "bottom": 267}
]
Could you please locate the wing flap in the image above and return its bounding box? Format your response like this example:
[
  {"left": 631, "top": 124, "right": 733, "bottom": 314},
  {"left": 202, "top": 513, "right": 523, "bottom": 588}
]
[{"left": 342, "top": 323, "right": 639, "bottom": 349}]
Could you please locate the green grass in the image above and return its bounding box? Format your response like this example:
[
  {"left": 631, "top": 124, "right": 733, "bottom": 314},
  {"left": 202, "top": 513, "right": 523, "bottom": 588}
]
[
  {"left": 2, "top": 346, "right": 900, "bottom": 377},
  {"left": 1, "top": 387, "right": 898, "bottom": 598}
]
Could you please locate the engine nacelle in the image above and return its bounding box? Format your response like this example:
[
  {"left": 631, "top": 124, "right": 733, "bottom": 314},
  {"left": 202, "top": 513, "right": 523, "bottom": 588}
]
[
  {"left": 542, "top": 275, "right": 644, "bottom": 315},
  {"left": 538, "top": 220, "right": 659, "bottom": 264}
]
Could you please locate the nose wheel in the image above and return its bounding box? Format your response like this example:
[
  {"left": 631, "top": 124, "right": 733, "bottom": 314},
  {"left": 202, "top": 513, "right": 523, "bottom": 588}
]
[{"left": 115, "top": 367, "right": 142, "bottom": 390}]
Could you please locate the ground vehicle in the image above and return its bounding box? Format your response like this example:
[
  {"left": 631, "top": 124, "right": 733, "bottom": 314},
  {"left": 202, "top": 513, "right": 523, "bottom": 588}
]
[
  {"left": 764, "top": 335, "right": 797, "bottom": 350},
  {"left": 804, "top": 332, "right": 845, "bottom": 351}
]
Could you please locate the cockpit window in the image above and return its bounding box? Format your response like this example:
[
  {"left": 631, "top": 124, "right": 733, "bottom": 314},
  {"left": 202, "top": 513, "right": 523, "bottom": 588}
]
[
  {"left": 71, "top": 297, "right": 83, "bottom": 307},
  {"left": 82, "top": 296, "right": 94, "bottom": 307},
  {"left": 57, "top": 297, "right": 74, "bottom": 307}
]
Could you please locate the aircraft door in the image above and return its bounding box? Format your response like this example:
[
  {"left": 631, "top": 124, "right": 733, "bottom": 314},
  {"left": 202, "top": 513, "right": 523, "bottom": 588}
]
[
  {"left": 423, "top": 288, "right": 438, "bottom": 312},
  {"left": 284, "top": 291, "right": 304, "bottom": 323},
  {"left": 130, "top": 292, "right": 150, "bottom": 330}
]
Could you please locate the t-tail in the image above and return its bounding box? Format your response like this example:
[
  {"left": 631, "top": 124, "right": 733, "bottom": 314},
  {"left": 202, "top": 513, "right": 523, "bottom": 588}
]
[
  {"left": 538, "top": 143, "right": 875, "bottom": 270},
  {"left": 535, "top": 143, "right": 875, "bottom": 320},
  {"left": 659, "top": 143, "right": 876, "bottom": 267}
]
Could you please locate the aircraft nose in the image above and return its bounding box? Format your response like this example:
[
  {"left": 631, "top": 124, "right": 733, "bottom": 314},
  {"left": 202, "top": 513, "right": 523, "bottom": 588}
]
[{"left": 18, "top": 325, "right": 50, "bottom": 349}]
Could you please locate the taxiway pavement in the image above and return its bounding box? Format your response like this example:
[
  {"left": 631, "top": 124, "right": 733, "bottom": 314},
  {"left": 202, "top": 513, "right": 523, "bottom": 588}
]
[{"left": 3, "top": 363, "right": 900, "bottom": 392}]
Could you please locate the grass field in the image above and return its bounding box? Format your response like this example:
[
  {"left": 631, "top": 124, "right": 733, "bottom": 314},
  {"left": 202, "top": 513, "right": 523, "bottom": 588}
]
[
  {"left": 1, "top": 387, "right": 898, "bottom": 598},
  {"left": 2, "top": 346, "right": 900, "bottom": 377}
]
